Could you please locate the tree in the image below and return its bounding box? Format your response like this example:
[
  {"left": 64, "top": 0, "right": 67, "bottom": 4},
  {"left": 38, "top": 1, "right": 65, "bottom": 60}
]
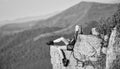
[
  {"left": 113, "top": 4, "right": 120, "bottom": 32},
  {"left": 96, "top": 17, "right": 111, "bottom": 36},
  {"left": 96, "top": 4, "right": 120, "bottom": 35}
]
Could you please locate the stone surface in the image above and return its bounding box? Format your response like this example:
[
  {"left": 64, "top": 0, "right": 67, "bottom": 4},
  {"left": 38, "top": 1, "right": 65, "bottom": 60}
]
[
  {"left": 50, "top": 46, "right": 65, "bottom": 69},
  {"left": 50, "top": 45, "right": 86, "bottom": 69},
  {"left": 73, "top": 35, "right": 102, "bottom": 61},
  {"left": 105, "top": 28, "right": 117, "bottom": 69}
]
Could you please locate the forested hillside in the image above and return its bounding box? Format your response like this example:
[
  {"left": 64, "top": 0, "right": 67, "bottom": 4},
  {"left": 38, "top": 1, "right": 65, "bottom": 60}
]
[{"left": 0, "top": 1, "right": 119, "bottom": 69}]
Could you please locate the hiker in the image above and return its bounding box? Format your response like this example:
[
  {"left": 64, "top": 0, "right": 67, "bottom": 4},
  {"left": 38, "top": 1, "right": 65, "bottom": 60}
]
[
  {"left": 47, "top": 25, "right": 82, "bottom": 67},
  {"left": 47, "top": 25, "right": 82, "bottom": 48}
]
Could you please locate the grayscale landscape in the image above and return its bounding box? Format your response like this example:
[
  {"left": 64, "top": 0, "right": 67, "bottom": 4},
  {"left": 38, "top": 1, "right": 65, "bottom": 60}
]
[{"left": 0, "top": 1, "right": 119, "bottom": 69}]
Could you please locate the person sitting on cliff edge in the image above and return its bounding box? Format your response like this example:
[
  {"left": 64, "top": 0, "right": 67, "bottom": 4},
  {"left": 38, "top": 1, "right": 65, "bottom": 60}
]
[{"left": 46, "top": 25, "right": 83, "bottom": 67}]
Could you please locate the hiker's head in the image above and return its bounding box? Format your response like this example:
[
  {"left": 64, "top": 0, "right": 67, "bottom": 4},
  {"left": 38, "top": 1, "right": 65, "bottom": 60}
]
[{"left": 91, "top": 28, "right": 99, "bottom": 36}]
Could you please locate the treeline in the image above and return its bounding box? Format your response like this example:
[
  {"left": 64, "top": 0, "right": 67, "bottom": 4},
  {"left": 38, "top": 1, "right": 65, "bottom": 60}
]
[
  {"left": 96, "top": 4, "right": 120, "bottom": 69},
  {"left": 94, "top": 4, "right": 120, "bottom": 36}
]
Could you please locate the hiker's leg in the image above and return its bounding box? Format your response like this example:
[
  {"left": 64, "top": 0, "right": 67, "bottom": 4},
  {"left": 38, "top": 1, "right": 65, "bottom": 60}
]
[
  {"left": 57, "top": 48, "right": 70, "bottom": 67},
  {"left": 47, "top": 37, "right": 69, "bottom": 45},
  {"left": 56, "top": 46, "right": 68, "bottom": 58},
  {"left": 53, "top": 37, "right": 69, "bottom": 45},
  {"left": 57, "top": 48, "right": 65, "bottom": 59}
]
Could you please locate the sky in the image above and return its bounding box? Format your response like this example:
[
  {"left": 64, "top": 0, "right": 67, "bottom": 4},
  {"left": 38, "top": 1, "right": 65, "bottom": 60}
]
[
  {"left": 0, "top": 0, "right": 119, "bottom": 22},
  {"left": 0, "top": 0, "right": 81, "bottom": 21}
]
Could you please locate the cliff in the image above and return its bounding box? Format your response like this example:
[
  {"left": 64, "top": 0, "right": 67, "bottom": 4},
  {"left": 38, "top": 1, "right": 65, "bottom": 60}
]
[{"left": 50, "top": 27, "right": 120, "bottom": 69}]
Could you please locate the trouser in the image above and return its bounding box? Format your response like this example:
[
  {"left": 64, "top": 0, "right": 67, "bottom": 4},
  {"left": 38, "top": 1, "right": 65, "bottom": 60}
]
[
  {"left": 53, "top": 37, "right": 69, "bottom": 45},
  {"left": 57, "top": 46, "right": 72, "bottom": 67}
]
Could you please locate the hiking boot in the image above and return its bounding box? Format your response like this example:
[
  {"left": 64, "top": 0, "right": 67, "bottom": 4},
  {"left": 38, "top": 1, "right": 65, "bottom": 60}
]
[
  {"left": 62, "top": 58, "right": 70, "bottom": 67},
  {"left": 46, "top": 41, "right": 54, "bottom": 45}
]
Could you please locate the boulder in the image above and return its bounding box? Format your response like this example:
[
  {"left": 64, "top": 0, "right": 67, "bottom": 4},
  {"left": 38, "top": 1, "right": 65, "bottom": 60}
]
[
  {"left": 73, "top": 35, "right": 102, "bottom": 61},
  {"left": 105, "top": 27, "right": 118, "bottom": 69}
]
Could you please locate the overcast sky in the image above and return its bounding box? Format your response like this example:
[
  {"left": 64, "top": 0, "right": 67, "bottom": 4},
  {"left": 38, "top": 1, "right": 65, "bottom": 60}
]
[{"left": 0, "top": 0, "right": 119, "bottom": 21}]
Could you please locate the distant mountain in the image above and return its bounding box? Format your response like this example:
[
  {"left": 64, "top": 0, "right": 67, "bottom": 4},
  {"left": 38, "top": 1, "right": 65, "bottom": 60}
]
[
  {"left": 0, "top": 2, "right": 118, "bottom": 35},
  {"left": 0, "top": 11, "right": 60, "bottom": 35},
  {"left": 0, "top": 1, "right": 119, "bottom": 69},
  {"left": 33, "top": 2, "right": 118, "bottom": 30},
  {"left": 0, "top": 11, "right": 60, "bottom": 24}
]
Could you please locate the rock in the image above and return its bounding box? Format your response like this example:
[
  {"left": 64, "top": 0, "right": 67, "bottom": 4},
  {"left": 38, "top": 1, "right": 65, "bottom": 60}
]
[
  {"left": 105, "top": 27, "right": 117, "bottom": 69},
  {"left": 85, "top": 65, "right": 94, "bottom": 69},
  {"left": 50, "top": 45, "right": 86, "bottom": 69},
  {"left": 91, "top": 28, "right": 99, "bottom": 36},
  {"left": 50, "top": 46, "right": 65, "bottom": 69},
  {"left": 102, "top": 47, "right": 107, "bottom": 54},
  {"left": 50, "top": 27, "right": 120, "bottom": 69},
  {"left": 73, "top": 35, "right": 102, "bottom": 61}
]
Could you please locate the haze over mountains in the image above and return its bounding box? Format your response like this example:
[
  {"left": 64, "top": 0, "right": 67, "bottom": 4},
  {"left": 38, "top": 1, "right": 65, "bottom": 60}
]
[
  {"left": 0, "top": 11, "right": 61, "bottom": 34},
  {"left": 0, "top": 0, "right": 119, "bottom": 22},
  {"left": 0, "top": 11, "right": 60, "bottom": 25},
  {"left": 0, "top": 1, "right": 119, "bottom": 69},
  {"left": 0, "top": 1, "right": 118, "bottom": 35}
]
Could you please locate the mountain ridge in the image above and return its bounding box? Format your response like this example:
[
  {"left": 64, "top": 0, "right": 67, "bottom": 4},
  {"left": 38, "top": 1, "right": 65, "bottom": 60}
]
[
  {"left": 0, "top": 1, "right": 118, "bottom": 35},
  {"left": 0, "top": 1, "right": 119, "bottom": 69}
]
